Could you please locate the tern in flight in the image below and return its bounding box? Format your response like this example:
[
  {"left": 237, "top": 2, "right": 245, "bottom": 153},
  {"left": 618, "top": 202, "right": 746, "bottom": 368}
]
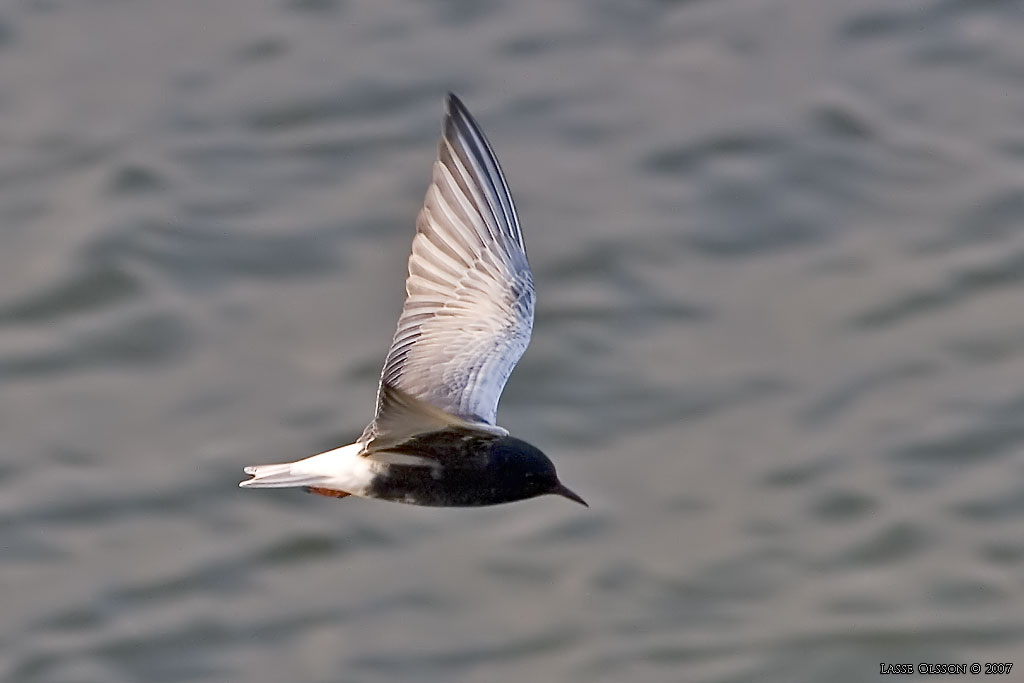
[{"left": 240, "top": 94, "right": 586, "bottom": 508}]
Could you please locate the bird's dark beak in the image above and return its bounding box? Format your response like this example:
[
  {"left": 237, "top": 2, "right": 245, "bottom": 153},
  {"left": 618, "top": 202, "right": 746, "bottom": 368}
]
[{"left": 552, "top": 482, "right": 588, "bottom": 507}]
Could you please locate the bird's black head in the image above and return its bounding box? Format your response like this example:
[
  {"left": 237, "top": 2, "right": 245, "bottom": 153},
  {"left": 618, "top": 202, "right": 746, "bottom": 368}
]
[{"left": 486, "top": 436, "right": 587, "bottom": 507}]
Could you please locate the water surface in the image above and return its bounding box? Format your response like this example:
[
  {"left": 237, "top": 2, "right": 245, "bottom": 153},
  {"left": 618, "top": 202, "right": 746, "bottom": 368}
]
[{"left": 2, "top": 1, "right": 1023, "bottom": 681}]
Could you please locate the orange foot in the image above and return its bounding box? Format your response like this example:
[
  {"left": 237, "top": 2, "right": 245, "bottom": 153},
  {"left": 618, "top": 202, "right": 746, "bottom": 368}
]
[{"left": 304, "top": 486, "right": 351, "bottom": 499}]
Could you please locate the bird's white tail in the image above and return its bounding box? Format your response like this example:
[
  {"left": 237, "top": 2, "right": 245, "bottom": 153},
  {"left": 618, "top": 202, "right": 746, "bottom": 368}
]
[
  {"left": 239, "top": 462, "right": 326, "bottom": 488},
  {"left": 238, "top": 442, "right": 369, "bottom": 493}
]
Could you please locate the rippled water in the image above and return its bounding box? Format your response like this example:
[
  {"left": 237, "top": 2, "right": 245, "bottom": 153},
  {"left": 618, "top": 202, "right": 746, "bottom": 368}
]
[{"left": 2, "top": 1, "right": 1023, "bottom": 681}]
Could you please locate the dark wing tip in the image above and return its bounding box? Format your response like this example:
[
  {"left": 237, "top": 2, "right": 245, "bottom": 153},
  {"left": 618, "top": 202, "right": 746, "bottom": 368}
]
[
  {"left": 445, "top": 92, "right": 465, "bottom": 115},
  {"left": 445, "top": 93, "right": 479, "bottom": 126},
  {"left": 438, "top": 92, "right": 525, "bottom": 255},
  {"left": 443, "top": 92, "right": 483, "bottom": 142}
]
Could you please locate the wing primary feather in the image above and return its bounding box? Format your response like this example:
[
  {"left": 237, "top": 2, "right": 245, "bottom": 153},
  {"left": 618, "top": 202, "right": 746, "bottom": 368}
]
[{"left": 444, "top": 94, "right": 523, "bottom": 251}]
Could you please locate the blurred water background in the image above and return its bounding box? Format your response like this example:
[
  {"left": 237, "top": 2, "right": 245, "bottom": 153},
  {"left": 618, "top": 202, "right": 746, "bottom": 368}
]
[{"left": 2, "top": 0, "right": 1024, "bottom": 681}]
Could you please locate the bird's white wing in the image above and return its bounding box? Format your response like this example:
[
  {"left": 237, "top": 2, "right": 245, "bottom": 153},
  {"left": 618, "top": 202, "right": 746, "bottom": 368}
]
[{"left": 361, "top": 94, "right": 535, "bottom": 448}]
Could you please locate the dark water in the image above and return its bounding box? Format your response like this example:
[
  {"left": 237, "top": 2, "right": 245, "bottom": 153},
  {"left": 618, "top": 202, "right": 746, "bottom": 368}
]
[{"left": 2, "top": 1, "right": 1024, "bottom": 681}]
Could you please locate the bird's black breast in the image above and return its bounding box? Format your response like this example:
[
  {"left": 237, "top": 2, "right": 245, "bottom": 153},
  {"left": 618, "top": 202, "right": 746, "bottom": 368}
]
[{"left": 365, "top": 429, "right": 552, "bottom": 507}]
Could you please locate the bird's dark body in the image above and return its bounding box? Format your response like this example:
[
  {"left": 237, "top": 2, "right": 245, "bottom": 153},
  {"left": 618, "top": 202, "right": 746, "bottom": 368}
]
[{"left": 366, "top": 429, "right": 561, "bottom": 507}]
